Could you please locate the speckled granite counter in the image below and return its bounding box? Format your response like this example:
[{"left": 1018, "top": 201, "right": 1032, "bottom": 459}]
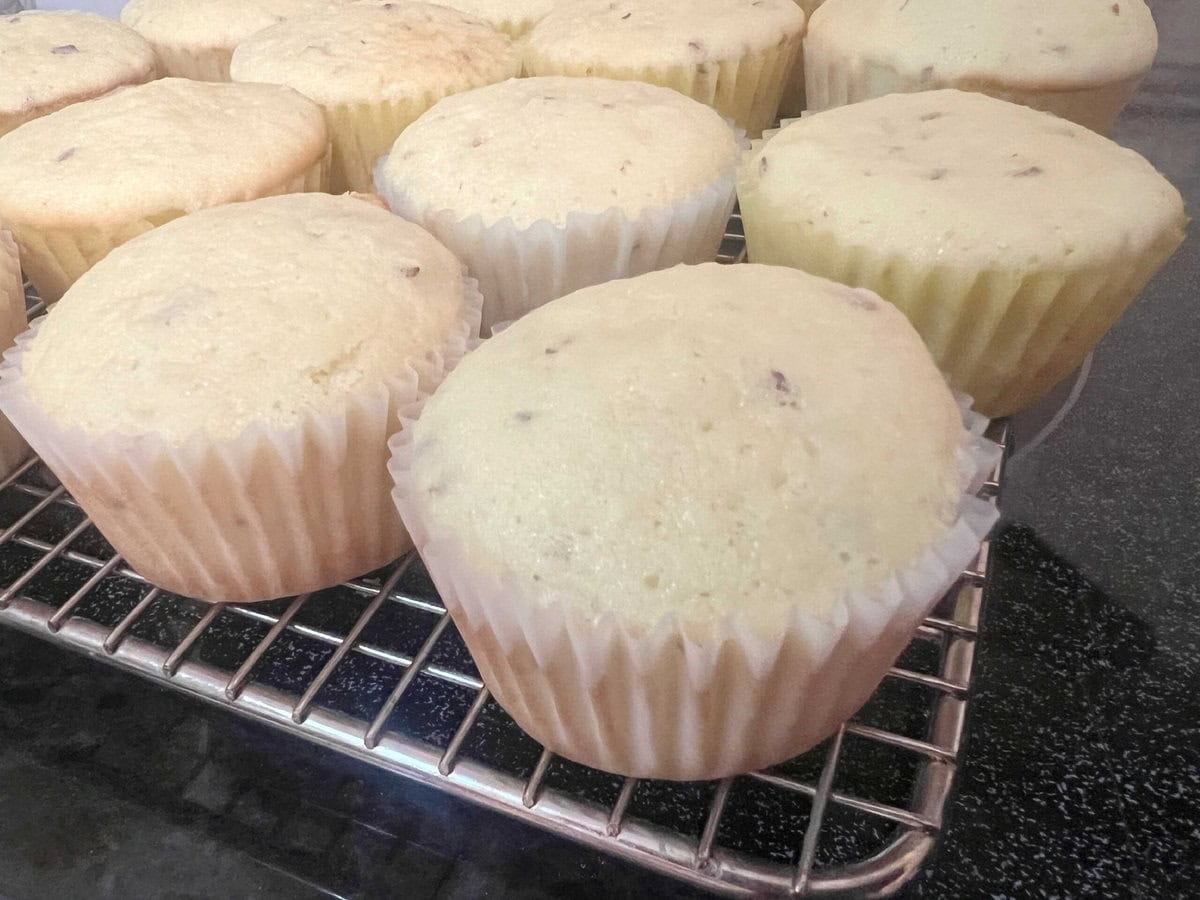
[{"left": 1, "top": 1, "right": 1198, "bottom": 897}]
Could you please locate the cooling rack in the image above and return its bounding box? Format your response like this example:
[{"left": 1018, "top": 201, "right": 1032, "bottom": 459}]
[{"left": 0, "top": 216, "right": 1005, "bottom": 897}]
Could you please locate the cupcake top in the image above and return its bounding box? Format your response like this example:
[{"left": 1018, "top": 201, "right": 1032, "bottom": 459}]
[
  {"left": 229, "top": 0, "right": 518, "bottom": 107},
  {"left": 22, "top": 193, "right": 466, "bottom": 443},
  {"left": 0, "top": 78, "right": 328, "bottom": 229},
  {"left": 406, "top": 262, "right": 965, "bottom": 631},
  {"left": 431, "top": 0, "right": 561, "bottom": 37},
  {"left": 0, "top": 10, "right": 157, "bottom": 133},
  {"left": 741, "top": 89, "right": 1185, "bottom": 269},
  {"left": 526, "top": 0, "right": 805, "bottom": 69},
  {"left": 378, "top": 77, "right": 739, "bottom": 229},
  {"left": 119, "top": 0, "right": 346, "bottom": 55},
  {"left": 807, "top": 0, "right": 1157, "bottom": 88}
]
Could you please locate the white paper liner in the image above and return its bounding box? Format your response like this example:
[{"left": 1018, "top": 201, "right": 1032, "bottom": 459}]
[
  {"left": 0, "top": 230, "right": 28, "bottom": 479},
  {"left": 375, "top": 138, "right": 744, "bottom": 334},
  {"left": 803, "top": 48, "right": 1146, "bottom": 135},
  {"left": 389, "top": 392, "right": 1000, "bottom": 780},
  {"left": 0, "top": 275, "right": 482, "bottom": 603}
]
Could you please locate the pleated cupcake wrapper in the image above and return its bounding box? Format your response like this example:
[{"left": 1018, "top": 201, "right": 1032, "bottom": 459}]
[
  {"left": 376, "top": 145, "right": 742, "bottom": 334},
  {"left": 9, "top": 152, "right": 330, "bottom": 305},
  {"left": 389, "top": 396, "right": 999, "bottom": 780},
  {"left": 0, "top": 230, "right": 28, "bottom": 480},
  {"left": 149, "top": 43, "right": 235, "bottom": 82},
  {"left": 525, "top": 32, "right": 801, "bottom": 137},
  {"left": 775, "top": 43, "right": 808, "bottom": 119},
  {"left": 802, "top": 49, "right": 1145, "bottom": 135},
  {"left": 322, "top": 64, "right": 522, "bottom": 194},
  {"left": 0, "top": 275, "right": 482, "bottom": 603},
  {"left": 737, "top": 191, "right": 1186, "bottom": 417}
]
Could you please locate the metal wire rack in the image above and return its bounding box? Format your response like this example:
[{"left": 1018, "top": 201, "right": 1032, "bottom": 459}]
[{"left": 0, "top": 217, "right": 1005, "bottom": 897}]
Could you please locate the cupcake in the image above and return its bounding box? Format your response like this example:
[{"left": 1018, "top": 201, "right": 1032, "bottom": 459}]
[
  {"left": 0, "top": 193, "right": 480, "bottom": 603},
  {"left": 0, "top": 231, "right": 27, "bottom": 479},
  {"left": 737, "top": 89, "right": 1187, "bottom": 418},
  {"left": 0, "top": 9, "right": 158, "bottom": 138},
  {"left": 523, "top": 0, "right": 805, "bottom": 137},
  {"left": 375, "top": 76, "right": 741, "bottom": 333},
  {"left": 804, "top": 0, "right": 1158, "bottom": 134},
  {"left": 0, "top": 77, "right": 330, "bottom": 304},
  {"left": 390, "top": 262, "right": 999, "bottom": 780},
  {"left": 430, "top": 0, "right": 561, "bottom": 39},
  {"left": 776, "top": 0, "right": 826, "bottom": 118},
  {"left": 230, "top": 0, "right": 520, "bottom": 193}
]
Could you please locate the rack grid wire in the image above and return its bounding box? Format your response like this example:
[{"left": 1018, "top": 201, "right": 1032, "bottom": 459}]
[{"left": 0, "top": 217, "right": 1005, "bottom": 897}]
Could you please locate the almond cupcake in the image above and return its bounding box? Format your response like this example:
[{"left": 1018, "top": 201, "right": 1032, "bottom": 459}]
[
  {"left": 737, "top": 90, "right": 1186, "bottom": 417},
  {"left": 0, "top": 193, "right": 480, "bottom": 603},
  {"left": 524, "top": 0, "right": 805, "bottom": 136},
  {"left": 804, "top": 0, "right": 1158, "bottom": 134},
  {"left": 119, "top": 0, "right": 348, "bottom": 81},
  {"left": 390, "top": 262, "right": 999, "bottom": 780},
  {"left": 230, "top": 0, "right": 520, "bottom": 193},
  {"left": 375, "top": 76, "right": 741, "bottom": 332},
  {"left": 0, "top": 77, "right": 330, "bottom": 304},
  {"left": 0, "top": 9, "right": 158, "bottom": 138}
]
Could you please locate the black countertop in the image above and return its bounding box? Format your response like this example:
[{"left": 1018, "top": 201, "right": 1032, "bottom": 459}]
[{"left": 1, "top": 2, "right": 1198, "bottom": 897}]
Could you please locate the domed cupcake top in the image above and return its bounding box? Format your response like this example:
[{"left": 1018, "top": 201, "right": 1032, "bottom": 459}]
[
  {"left": 379, "top": 76, "right": 739, "bottom": 229},
  {"left": 22, "top": 193, "right": 466, "bottom": 442}
]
